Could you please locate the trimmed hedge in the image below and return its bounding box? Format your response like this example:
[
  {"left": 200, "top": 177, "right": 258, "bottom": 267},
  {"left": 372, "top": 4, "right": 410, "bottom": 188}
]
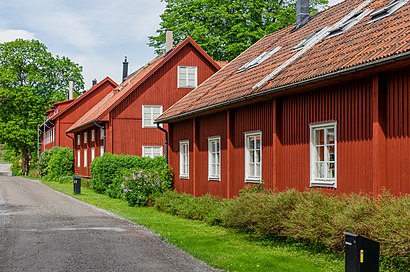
[
  {"left": 155, "top": 189, "right": 410, "bottom": 271},
  {"left": 90, "top": 153, "right": 173, "bottom": 196}
]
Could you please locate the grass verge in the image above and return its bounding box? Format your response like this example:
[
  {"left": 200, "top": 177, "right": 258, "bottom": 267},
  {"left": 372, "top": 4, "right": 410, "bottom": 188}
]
[{"left": 41, "top": 180, "right": 344, "bottom": 272}]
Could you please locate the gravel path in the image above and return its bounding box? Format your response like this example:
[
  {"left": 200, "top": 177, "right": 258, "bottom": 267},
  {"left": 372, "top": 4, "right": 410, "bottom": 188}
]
[{"left": 0, "top": 175, "right": 219, "bottom": 272}]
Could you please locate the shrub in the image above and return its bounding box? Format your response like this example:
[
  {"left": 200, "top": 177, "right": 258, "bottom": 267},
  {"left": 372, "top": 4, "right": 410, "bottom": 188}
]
[
  {"left": 38, "top": 147, "right": 73, "bottom": 180},
  {"left": 90, "top": 153, "right": 172, "bottom": 194},
  {"left": 121, "top": 168, "right": 172, "bottom": 206},
  {"left": 155, "top": 191, "right": 225, "bottom": 225},
  {"left": 154, "top": 189, "right": 409, "bottom": 271},
  {"left": 223, "top": 188, "right": 301, "bottom": 237}
]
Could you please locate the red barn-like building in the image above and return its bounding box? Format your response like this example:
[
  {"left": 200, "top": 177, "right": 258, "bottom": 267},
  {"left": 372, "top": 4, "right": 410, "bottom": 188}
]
[
  {"left": 67, "top": 37, "right": 222, "bottom": 177},
  {"left": 40, "top": 77, "right": 117, "bottom": 151},
  {"left": 157, "top": 0, "right": 410, "bottom": 197}
]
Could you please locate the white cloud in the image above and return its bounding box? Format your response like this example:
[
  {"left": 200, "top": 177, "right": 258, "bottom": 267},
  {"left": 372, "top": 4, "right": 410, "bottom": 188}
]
[{"left": 0, "top": 29, "right": 36, "bottom": 43}]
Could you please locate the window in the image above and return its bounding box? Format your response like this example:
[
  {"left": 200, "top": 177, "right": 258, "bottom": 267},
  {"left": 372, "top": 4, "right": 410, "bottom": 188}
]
[
  {"left": 142, "top": 146, "right": 163, "bottom": 158},
  {"left": 91, "top": 147, "right": 95, "bottom": 162},
  {"left": 208, "top": 136, "right": 221, "bottom": 180},
  {"left": 179, "top": 141, "right": 189, "bottom": 179},
  {"left": 77, "top": 134, "right": 81, "bottom": 145},
  {"left": 310, "top": 122, "right": 337, "bottom": 188},
  {"left": 100, "top": 145, "right": 105, "bottom": 157},
  {"left": 91, "top": 129, "right": 95, "bottom": 142},
  {"left": 238, "top": 46, "right": 281, "bottom": 72},
  {"left": 178, "top": 66, "right": 197, "bottom": 88},
  {"left": 83, "top": 132, "right": 88, "bottom": 144},
  {"left": 370, "top": 0, "right": 408, "bottom": 21},
  {"left": 142, "top": 105, "right": 163, "bottom": 128},
  {"left": 83, "top": 149, "right": 87, "bottom": 167},
  {"left": 77, "top": 150, "right": 81, "bottom": 168},
  {"left": 245, "top": 132, "right": 262, "bottom": 182},
  {"left": 327, "top": 9, "right": 371, "bottom": 38},
  {"left": 100, "top": 127, "right": 104, "bottom": 140}
]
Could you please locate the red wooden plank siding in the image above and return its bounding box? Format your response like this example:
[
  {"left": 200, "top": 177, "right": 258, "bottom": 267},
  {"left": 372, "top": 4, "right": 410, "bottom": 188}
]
[
  {"left": 170, "top": 120, "right": 194, "bottom": 194},
  {"left": 110, "top": 43, "right": 218, "bottom": 157},
  {"left": 169, "top": 67, "right": 410, "bottom": 197},
  {"left": 279, "top": 78, "right": 373, "bottom": 193},
  {"left": 385, "top": 67, "right": 410, "bottom": 194}
]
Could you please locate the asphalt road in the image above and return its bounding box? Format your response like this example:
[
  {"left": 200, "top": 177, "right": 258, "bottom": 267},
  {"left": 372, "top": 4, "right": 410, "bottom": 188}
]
[{"left": 0, "top": 173, "right": 219, "bottom": 272}]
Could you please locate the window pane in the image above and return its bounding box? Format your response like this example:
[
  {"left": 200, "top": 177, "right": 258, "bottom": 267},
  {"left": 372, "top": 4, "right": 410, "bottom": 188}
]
[
  {"left": 315, "top": 162, "right": 325, "bottom": 178},
  {"left": 327, "top": 162, "right": 335, "bottom": 179},
  {"left": 327, "top": 146, "right": 335, "bottom": 161},
  {"left": 315, "top": 129, "right": 324, "bottom": 145},
  {"left": 327, "top": 128, "right": 335, "bottom": 144},
  {"left": 316, "top": 146, "right": 324, "bottom": 161}
]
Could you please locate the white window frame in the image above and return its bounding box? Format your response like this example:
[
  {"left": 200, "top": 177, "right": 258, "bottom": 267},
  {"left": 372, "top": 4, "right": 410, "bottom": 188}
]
[
  {"left": 179, "top": 141, "right": 189, "bottom": 179},
  {"left": 91, "top": 129, "right": 95, "bottom": 142},
  {"left": 91, "top": 147, "right": 95, "bottom": 162},
  {"left": 100, "top": 127, "right": 104, "bottom": 140},
  {"left": 100, "top": 145, "right": 105, "bottom": 157},
  {"left": 83, "top": 149, "right": 87, "bottom": 168},
  {"left": 244, "top": 131, "right": 262, "bottom": 183},
  {"left": 208, "top": 136, "right": 221, "bottom": 181},
  {"left": 77, "top": 150, "right": 81, "bottom": 168},
  {"left": 177, "top": 66, "right": 197, "bottom": 88},
  {"left": 77, "top": 134, "right": 81, "bottom": 145},
  {"left": 142, "top": 146, "right": 163, "bottom": 158},
  {"left": 142, "top": 105, "right": 163, "bottom": 128},
  {"left": 310, "top": 122, "right": 337, "bottom": 188},
  {"left": 83, "top": 132, "right": 88, "bottom": 144}
]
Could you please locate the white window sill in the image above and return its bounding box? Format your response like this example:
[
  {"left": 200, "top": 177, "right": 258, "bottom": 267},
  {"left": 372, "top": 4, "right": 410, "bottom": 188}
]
[
  {"left": 310, "top": 181, "right": 336, "bottom": 188},
  {"left": 179, "top": 175, "right": 189, "bottom": 180},
  {"left": 208, "top": 176, "right": 220, "bottom": 182},
  {"left": 245, "top": 178, "right": 261, "bottom": 183}
]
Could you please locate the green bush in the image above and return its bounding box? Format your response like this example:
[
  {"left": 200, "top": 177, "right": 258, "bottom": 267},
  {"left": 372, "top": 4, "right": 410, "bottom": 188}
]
[
  {"left": 155, "top": 191, "right": 225, "bottom": 225},
  {"left": 38, "top": 147, "right": 73, "bottom": 180},
  {"left": 121, "top": 168, "right": 172, "bottom": 206},
  {"left": 154, "top": 189, "right": 410, "bottom": 271},
  {"left": 90, "top": 153, "right": 173, "bottom": 194}
]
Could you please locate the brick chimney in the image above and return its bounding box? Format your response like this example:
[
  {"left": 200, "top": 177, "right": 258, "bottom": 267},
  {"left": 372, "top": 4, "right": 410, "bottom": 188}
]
[
  {"left": 165, "top": 30, "right": 173, "bottom": 52},
  {"left": 68, "top": 78, "right": 74, "bottom": 100}
]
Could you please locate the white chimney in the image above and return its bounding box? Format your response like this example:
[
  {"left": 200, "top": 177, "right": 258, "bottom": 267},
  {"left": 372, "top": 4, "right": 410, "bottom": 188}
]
[
  {"left": 165, "top": 30, "right": 173, "bottom": 52},
  {"left": 68, "top": 79, "right": 74, "bottom": 100}
]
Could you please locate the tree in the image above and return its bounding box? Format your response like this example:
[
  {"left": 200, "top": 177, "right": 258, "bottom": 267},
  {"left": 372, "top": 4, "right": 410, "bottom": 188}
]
[
  {"left": 0, "top": 39, "right": 84, "bottom": 175},
  {"left": 149, "top": 0, "right": 328, "bottom": 61}
]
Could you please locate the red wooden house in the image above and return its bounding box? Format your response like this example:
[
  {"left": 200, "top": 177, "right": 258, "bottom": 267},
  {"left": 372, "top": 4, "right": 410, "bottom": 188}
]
[
  {"left": 66, "top": 37, "right": 222, "bottom": 177},
  {"left": 40, "top": 77, "right": 117, "bottom": 151},
  {"left": 157, "top": 0, "right": 410, "bottom": 197}
]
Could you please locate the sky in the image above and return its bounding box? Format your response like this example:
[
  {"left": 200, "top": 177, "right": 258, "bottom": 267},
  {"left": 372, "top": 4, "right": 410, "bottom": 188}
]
[{"left": 0, "top": 0, "right": 343, "bottom": 90}]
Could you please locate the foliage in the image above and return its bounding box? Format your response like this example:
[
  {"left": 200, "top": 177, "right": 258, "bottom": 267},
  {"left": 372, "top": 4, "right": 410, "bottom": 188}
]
[
  {"left": 154, "top": 189, "right": 410, "bottom": 271},
  {"left": 0, "top": 39, "right": 84, "bottom": 174},
  {"left": 121, "top": 169, "right": 173, "bottom": 207},
  {"left": 38, "top": 147, "right": 73, "bottom": 180},
  {"left": 149, "top": 0, "right": 328, "bottom": 61},
  {"left": 90, "top": 153, "right": 173, "bottom": 194},
  {"left": 155, "top": 190, "right": 226, "bottom": 225}
]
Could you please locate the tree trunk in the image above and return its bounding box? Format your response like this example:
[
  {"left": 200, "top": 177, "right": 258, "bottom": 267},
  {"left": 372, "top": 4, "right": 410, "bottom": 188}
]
[{"left": 21, "top": 148, "right": 29, "bottom": 176}]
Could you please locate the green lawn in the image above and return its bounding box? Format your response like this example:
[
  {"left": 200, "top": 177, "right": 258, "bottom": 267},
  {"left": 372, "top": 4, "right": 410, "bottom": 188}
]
[{"left": 42, "top": 180, "right": 344, "bottom": 272}]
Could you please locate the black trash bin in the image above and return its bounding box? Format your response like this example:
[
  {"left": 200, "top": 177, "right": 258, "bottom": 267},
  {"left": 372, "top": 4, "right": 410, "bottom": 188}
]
[
  {"left": 343, "top": 232, "right": 380, "bottom": 272},
  {"left": 73, "top": 175, "right": 81, "bottom": 194}
]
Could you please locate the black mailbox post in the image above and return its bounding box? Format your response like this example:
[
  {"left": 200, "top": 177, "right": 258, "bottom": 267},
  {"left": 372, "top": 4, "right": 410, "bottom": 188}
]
[
  {"left": 73, "top": 175, "right": 81, "bottom": 194},
  {"left": 343, "top": 232, "right": 380, "bottom": 272}
]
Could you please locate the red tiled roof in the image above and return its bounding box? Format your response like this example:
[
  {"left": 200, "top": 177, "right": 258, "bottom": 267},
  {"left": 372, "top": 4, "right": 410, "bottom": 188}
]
[
  {"left": 66, "top": 37, "right": 221, "bottom": 132},
  {"left": 50, "top": 77, "right": 117, "bottom": 121},
  {"left": 66, "top": 91, "right": 117, "bottom": 133},
  {"left": 158, "top": 0, "right": 410, "bottom": 122}
]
